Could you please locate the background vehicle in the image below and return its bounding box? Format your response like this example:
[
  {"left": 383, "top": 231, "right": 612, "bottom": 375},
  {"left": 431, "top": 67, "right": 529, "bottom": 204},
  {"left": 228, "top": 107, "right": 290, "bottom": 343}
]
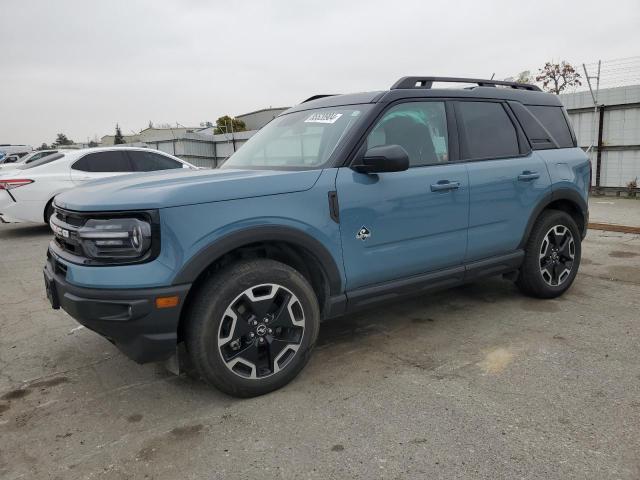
[
  {"left": 0, "top": 144, "right": 32, "bottom": 160},
  {"left": 0, "top": 147, "right": 197, "bottom": 224},
  {"left": 0, "top": 149, "right": 60, "bottom": 170},
  {"left": 44, "top": 77, "right": 590, "bottom": 397}
]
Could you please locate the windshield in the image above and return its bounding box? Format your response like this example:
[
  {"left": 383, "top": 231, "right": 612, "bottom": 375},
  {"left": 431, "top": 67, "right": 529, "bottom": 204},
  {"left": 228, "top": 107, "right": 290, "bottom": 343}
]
[{"left": 220, "top": 105, "right": 372, "bottom": 170}]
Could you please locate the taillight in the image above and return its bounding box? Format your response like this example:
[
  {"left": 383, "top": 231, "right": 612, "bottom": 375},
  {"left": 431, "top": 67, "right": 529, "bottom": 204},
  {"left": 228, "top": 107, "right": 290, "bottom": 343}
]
[{"left": 0, "top": 179, "right": 34, "bottom": 190}]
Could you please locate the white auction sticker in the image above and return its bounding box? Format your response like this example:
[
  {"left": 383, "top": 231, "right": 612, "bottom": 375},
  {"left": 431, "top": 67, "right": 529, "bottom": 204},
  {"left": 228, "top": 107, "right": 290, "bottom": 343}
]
[{"left": 304, "top": 112, "right": 343, "bottom": 124}]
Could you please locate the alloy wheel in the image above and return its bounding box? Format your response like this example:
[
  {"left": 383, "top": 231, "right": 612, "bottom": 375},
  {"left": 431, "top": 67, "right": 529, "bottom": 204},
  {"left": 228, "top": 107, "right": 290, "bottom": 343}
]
[
  {"left": 539, "top": 225, "right": 575, "bottom": 286},
  {"left": 217, "top": 284, "right": 305, "bottom": 379}
]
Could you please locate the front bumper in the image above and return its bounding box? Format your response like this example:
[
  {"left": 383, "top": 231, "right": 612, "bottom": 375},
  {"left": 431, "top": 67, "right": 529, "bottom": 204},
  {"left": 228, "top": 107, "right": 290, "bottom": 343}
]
[{"left": 44, "top": 250, "right": 191, "bottom": 363}]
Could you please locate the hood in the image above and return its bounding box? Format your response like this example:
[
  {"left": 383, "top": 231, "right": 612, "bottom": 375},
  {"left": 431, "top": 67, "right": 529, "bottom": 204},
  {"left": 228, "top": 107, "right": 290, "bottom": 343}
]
[{"left": 54, "top": 168, "right": 323, "bottom": 211}]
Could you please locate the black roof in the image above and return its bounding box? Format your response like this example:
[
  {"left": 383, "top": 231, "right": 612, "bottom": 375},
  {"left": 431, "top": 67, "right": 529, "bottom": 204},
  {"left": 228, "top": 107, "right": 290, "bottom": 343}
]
[{"left": 285, "top": 76, "right": 561, "bottom": 115}]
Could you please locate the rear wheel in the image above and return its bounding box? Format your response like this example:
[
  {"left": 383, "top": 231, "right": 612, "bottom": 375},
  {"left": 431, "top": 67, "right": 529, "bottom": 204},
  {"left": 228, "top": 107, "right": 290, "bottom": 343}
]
[
  {"left": 516, "top": 209, "right": 581, "bottom": 298},
  {"left": 185, "top": 258, "right": 320, "bottom": 397}
]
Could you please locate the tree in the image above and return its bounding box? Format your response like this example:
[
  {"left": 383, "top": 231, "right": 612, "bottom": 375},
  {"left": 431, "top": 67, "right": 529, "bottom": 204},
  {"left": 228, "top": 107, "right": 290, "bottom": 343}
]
[
  {"left": 214, "top": 115, "right": 246, "bottom": 134},
  {"left": 515, "top": 70, "right": 532, "bottom": 84},
  {"left": 52, "top": 133, "right": 74, "bottom": 147},
  {"left": 535, "top": 61, "right": 581, "bottom": 94},
  {"left": 114, "top": 124, "right": 126, "bottom": 144},
  {"left": 88, "top": 140, "right": 99, "bottom": 148},
  {"left": 37, "top": 143, "right": 50, "bottom": 150}
]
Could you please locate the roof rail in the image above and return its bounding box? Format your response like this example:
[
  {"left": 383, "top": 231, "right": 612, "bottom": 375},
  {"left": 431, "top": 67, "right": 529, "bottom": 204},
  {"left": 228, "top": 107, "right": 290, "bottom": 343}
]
[
  {"left": 301, "top": 94, "right": 338, "bottom": 103},
  {"left": 390, "top": 76, "right": 541, "bottom": 92}
]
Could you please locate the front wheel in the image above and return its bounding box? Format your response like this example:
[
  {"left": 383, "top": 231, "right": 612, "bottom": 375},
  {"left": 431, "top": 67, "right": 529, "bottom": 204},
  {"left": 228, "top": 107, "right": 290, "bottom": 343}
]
[
  {"left": 516, "top": 209, "right": 581, "bottom": 298},
  {"left": 185, "top": 259, "right": 320, "bottom": 397}
]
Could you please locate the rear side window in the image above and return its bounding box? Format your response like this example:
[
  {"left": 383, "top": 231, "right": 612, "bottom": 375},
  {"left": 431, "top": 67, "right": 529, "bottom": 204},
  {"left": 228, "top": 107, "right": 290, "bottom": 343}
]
[
  {"left": 127, "top": 151, "right": 183, "bottom": 171},
  {"left": 72, "top": 151, "right": 132, "bottom": 172},
  {"left": 526, "top": 105, "right": 574, "bottom": 148},
  {"left": 457, "top": 102, "right": 519, "bottom": 160}
]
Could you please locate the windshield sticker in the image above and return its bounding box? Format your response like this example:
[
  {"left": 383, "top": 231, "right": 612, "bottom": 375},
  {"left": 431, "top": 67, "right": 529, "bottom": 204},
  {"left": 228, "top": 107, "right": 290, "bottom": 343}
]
[{"left": 305, "top": 112, "right": 343, "bottom": 124}]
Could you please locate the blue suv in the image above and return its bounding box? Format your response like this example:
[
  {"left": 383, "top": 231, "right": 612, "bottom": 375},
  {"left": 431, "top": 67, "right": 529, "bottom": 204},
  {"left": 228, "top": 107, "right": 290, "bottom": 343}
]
[{"left": 44, "top": 77, "right": 590, "bottom": 397}]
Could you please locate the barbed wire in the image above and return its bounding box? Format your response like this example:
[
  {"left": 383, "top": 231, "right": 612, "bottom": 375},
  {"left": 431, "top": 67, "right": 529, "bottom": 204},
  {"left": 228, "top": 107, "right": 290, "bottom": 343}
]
[
  {"left": 514, "top": 56, "right": 640, "bottom": 93},
  {"left": 576, "top": 56, "right": 640, "bottom": 91}
]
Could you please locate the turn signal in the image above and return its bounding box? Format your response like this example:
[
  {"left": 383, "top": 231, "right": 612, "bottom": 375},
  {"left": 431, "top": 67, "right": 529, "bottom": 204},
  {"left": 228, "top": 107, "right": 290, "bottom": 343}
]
[{"left": 155, "top": 295, "right": 179, "bottom": 309}]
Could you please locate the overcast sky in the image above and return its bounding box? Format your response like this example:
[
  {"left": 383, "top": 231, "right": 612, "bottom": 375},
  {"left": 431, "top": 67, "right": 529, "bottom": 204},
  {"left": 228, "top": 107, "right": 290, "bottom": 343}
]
[{"left": 1, "top": 0, "right": 639, "bottom": 146}]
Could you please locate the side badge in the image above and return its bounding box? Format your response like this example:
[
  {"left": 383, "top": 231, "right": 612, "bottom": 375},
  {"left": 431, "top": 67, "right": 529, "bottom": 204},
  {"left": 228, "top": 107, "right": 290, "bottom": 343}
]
[{"left": 356, "top": 226, "right": 371, "bottom": 241}]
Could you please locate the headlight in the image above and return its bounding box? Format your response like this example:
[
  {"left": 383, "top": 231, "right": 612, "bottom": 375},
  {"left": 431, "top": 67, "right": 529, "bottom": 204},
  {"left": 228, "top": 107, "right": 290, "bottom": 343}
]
[{"left": 77, "top": 217, "right": 153, "bottom": 260}]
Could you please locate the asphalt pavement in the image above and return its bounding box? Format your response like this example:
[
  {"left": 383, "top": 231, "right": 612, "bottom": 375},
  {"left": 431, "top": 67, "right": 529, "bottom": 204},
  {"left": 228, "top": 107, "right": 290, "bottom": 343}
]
[{"left": 0, "top": 221, "right": 639, "bottom": 479}]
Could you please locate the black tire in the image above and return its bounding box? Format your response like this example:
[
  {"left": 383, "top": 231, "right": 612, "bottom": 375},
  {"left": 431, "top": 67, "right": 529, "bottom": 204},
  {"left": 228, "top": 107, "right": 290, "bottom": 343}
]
[
  {"left": 185, "top": 258, "right": 320, "bottom": 398},
  {"left": 516, "top": 209, "right": 581, "bottom": 298}
]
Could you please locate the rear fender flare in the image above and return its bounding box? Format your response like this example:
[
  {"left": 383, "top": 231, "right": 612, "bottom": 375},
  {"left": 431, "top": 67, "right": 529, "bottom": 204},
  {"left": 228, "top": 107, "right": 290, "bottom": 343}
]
[{"left": 519, "top": 188, "right": 588, "bottom": 248}]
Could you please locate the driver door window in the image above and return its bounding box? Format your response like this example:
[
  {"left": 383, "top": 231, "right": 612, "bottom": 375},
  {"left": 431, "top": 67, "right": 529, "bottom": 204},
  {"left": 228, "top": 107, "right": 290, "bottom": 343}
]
[{"left": 367, "top": 102, "right": 449, "bottom": 166}]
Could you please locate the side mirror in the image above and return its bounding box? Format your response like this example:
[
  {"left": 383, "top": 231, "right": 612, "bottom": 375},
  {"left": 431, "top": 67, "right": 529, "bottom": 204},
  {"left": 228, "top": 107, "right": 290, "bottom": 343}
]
[{"left": 352, "top": 145, "right": 409, "bottom": 174}]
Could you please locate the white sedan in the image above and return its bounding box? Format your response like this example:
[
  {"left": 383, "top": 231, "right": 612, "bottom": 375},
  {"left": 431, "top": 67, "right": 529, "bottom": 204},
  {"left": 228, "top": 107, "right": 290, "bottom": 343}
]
[{"left": 0, "top": 147, "right": 198, "bottom": 224}]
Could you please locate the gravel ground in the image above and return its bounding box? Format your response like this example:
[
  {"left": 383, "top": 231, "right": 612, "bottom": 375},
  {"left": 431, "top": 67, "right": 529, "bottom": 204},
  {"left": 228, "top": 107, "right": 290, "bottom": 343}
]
[{"left": 0, "top": 224, "right": 639, "bottom": 480}]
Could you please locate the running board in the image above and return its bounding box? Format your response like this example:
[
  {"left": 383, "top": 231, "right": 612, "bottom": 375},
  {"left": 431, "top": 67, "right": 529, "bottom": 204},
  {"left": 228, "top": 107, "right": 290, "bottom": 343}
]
[{"left": 341, "top": 250, "right": 524, "bottom": 314}]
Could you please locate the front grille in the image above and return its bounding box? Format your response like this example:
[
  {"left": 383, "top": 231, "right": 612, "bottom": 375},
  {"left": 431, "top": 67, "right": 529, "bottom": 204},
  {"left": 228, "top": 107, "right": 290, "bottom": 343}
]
[
  {"left": 55, "top": 208, "right": 86, "bottom": 228},
  {"left": 51, "top": 207, "right": 85, "bottom": 258}
]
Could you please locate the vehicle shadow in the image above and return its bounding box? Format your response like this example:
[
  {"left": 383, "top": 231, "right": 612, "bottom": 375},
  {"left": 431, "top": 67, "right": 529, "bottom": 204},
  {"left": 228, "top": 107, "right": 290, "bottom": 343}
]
[
  {"left": 0, "top": 223, "right": 51, "bottom": 238},
  {"left": 317, "top": 278, "right": 519, "bottom": 348}
]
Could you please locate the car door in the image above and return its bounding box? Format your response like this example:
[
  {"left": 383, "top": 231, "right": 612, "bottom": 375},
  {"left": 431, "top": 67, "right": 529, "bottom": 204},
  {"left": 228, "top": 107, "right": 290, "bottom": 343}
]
[
  {"left": 455, "top": 100, "right": 552, "bottom": 262},
  {"left": 336, "top": 100, "right": 469, "bottom": 291},
  {"left": 69, "top": 150, "right": 134, "bottom": 184}
]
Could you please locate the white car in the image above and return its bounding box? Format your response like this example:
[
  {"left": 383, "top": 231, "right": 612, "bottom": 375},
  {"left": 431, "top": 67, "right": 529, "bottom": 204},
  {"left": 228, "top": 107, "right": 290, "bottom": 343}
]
[
  {"left": 0, "top": 147, "right": 198, "bottom": 224},
  {"left": 0, "top": 150, "right": 62, "bottom": 170}
]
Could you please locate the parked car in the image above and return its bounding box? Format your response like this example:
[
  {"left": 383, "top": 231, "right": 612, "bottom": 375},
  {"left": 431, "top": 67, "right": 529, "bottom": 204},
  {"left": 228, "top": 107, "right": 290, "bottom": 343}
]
[
  {"left": 0, "top": 150, "right": 61, "bottom": 170},
  {"left": 44, "top": 77, "right": 589, "bottom": 397},
  {"left": 0, "top": 147, "right": 197, "bottom": 224},
  {"left": 0, "top": 144, "right": 32, "bottom": 161},
  {"left": 0, "top": 154, "right": 21, "bottom": 165}
]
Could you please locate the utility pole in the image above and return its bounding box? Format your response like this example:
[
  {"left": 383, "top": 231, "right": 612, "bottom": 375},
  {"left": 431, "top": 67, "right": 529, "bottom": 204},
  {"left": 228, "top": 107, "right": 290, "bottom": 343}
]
[
  {"left": 582, "top": 60, "right": 601, "bottom": 153},
  {"left": 582, "top": 60, "right": 602, "bottom": 189}
]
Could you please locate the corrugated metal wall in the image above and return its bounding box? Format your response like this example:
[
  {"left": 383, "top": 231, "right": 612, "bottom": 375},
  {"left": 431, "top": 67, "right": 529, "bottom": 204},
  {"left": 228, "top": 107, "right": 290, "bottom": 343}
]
[
  {"left": 145, "top": 130, "right": 257, "bottom": 168},
  {"left": 561, "top": 85, "right": 640, "bottom": 188}
]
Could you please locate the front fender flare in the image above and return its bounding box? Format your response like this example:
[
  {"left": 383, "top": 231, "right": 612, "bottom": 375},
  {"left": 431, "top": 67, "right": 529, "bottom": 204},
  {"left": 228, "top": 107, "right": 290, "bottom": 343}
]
[{"left": 171, "top": 225, "right": 343, "bottom": 294}]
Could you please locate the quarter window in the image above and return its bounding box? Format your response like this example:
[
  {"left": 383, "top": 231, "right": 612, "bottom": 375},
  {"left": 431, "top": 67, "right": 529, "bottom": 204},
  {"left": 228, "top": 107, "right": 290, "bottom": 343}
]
[
  {"left": 72, "top": 151, "right": 132, "bottom": 172},
  {"left": 458, "top": 101, "right": 519, "bottom": 159},
  {"left": 367, "top": 102, "right": 449, "bottom": 167},
  {"left": 527, "top": 105, "right": 574, "bottom": 148}
]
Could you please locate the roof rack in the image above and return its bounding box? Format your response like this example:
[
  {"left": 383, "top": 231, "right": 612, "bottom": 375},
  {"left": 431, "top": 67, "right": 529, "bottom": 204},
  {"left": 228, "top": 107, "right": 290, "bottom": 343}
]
[
  {"left": 301, "top": 94, "right": 338, "bottom": 103},
  {"left": 390, "top": 76, "right": 541, "bottom": 92}
]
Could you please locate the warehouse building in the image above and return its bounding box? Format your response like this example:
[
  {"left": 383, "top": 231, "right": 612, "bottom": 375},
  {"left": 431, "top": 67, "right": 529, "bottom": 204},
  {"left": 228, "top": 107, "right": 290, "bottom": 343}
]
[
  {"left": 97, "top": 108, "right": 289, "bottom": 168},
  {"left": 560, "top": 85, "right": 640, "bottom": 190},
  {"left": 236, "top": 107, "right": 288, "bottom": 131}
]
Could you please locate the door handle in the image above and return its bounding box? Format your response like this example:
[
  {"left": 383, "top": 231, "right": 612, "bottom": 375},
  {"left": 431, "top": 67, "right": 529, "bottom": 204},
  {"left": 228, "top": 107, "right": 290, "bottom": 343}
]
[
  {"left": 517, "top": 171, "right": 540, "bottom": 181},
  {"left": 430, "top": 180, "right": 461, "bottom": 192}
]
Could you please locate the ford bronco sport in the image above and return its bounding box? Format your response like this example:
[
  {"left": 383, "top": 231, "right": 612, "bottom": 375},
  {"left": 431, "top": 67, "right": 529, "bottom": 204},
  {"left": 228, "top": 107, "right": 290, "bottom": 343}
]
[{"left": 44, "top": 77, "right": 590, "bottom": 397}]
